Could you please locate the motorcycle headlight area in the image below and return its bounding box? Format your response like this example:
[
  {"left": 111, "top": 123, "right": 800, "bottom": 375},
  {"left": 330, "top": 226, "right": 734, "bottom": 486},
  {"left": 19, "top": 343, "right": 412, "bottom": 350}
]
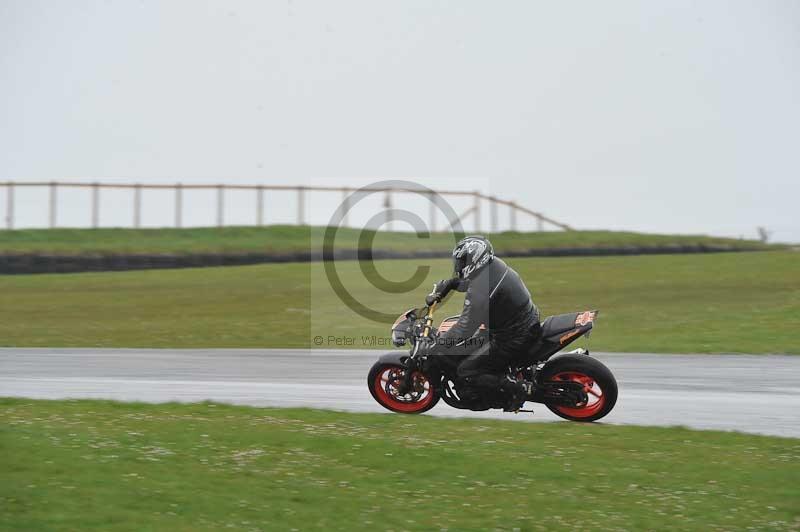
[{"left": 391, "top": 329, "right": 407, "bottom": 347}]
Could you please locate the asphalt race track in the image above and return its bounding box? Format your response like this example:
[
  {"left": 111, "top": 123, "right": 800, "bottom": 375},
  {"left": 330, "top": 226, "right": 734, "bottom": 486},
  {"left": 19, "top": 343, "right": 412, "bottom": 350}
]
[{"left": 1, "top": 348, "right": 797, "bottom": 438}]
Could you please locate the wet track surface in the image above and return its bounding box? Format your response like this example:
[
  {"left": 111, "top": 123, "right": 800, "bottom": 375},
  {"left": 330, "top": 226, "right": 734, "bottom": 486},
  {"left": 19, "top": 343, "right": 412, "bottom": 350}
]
[{"left": 1, "top": 348, "right": 798, "bottom": 438}]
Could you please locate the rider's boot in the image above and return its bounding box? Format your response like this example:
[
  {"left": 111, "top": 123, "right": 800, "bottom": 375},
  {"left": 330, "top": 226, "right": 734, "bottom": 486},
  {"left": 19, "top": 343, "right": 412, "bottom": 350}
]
[{"left": 501, "top": 376, "right": 533, "bottom": 412}]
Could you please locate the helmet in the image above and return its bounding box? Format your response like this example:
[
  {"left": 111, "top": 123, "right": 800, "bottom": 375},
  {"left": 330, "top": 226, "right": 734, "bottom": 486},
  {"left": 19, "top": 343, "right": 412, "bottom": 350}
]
[{"left": 452, "top": 236, "right": 494, "bottom": 280}]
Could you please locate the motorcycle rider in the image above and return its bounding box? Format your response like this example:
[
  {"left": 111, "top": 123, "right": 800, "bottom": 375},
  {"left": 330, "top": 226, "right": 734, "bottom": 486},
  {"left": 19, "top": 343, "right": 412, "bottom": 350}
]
[{"left": 421, "top": 236, "right": 541, "bottom": 410}]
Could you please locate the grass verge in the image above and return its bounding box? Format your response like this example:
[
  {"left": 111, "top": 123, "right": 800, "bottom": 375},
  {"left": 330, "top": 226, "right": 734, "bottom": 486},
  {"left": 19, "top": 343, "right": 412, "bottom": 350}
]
[
  {"left": 0, "top": 225, "right": 780, "bottom": 255},
  {"left": 0, "top": 252, "right": 798, "bottom": 353},
  {"left": 1, "top": 399, "right": 798, "bottom": 531}
]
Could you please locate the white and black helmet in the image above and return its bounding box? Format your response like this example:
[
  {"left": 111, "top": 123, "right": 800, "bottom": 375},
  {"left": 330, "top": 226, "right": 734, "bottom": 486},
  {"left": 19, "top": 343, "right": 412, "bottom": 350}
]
[{"left": 452, "top": 236, "right": 494, "bottom": 280}]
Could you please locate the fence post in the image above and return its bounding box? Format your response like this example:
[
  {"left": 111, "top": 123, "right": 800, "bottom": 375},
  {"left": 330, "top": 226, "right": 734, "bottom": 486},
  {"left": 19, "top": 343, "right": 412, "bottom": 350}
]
[
  {"left": 133, "top": 184, "right": 142, "bottom": 228},
  {"left": 256, "top": 186, "right": 264, "bottom": 226},
  {"left": 49, "top": 182, "right": 57, "bottom": 228},
  {"left": 297, "top": 187, "right": 305, "bottom": 225},
  {"left": 490, "top": 196, "right": 497, "bottom": 233},
  {"left": 217, "top": 185, "right": 224, "bottom": 227},
  {"left": 536, "top": 215, "right": 543, "bottom": 232},
  {"left": 473, "top": 192, "right": 481, "bottom": 233},
  {"left": 341, "top": 188, "right": 350, "bottom": 227},
  {"left": 428, "top": 191, "right": 436, "bottom": 233},
  {"left": 175, "top": 183, "right": 183, "bottom": 228},
  {"left": 91, "top": 182, "right": 100, "bottom": 228},
  {"left": 510, "top": 202, "right": 517, "bottom": 231},
  {"left": 384, "top": 190, "right": 393, "bottom": 232},
  {"left": 5, "top": 183, "right": 13, "bottom": 230}
]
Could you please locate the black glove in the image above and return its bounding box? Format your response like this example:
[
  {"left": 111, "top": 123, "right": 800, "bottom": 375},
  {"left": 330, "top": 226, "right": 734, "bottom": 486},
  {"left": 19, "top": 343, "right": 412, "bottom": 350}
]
[{"left": 425, "top": 278, "right": 458, "bottom": 306}]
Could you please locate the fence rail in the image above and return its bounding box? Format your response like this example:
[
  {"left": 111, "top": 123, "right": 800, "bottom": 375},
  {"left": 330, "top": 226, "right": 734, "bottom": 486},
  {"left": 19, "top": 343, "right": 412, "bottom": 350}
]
[{"left": 0, "top": 181, "right": 572, "bottom": 232}]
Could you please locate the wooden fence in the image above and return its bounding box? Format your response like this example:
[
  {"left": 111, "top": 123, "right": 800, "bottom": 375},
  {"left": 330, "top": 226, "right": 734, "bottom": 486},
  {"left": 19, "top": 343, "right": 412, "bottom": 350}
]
[{"left": 0, "top": 181, "right": 572, "bottom": 232}]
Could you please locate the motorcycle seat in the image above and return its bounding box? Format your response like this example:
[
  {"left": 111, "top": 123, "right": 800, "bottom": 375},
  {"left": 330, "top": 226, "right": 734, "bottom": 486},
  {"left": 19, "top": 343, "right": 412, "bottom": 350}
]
[{"left": 541, "top": 312, "right": 585, "bottom": 337}]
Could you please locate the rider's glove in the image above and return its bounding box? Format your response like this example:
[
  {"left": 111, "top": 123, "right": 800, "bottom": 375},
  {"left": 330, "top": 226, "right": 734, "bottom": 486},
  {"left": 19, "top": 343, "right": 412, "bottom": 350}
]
[{"left": 425, "top": 278, "right": 458, "bottom": 306}]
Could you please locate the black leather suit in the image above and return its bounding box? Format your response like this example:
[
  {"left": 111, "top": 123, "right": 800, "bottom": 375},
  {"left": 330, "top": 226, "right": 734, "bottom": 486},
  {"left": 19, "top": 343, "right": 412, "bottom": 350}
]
[{"left": 435, "top": 258, "right": 541, "bottom": 392}]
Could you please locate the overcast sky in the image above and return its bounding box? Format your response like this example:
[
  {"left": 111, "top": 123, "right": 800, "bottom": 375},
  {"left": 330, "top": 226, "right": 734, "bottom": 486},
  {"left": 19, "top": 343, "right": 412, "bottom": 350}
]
[{"left": 1, "top": 0, "right": 798, "bottom": 241}]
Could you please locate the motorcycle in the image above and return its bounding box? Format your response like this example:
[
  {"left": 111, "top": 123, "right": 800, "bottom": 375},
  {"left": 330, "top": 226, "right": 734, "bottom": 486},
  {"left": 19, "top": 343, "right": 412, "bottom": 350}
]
[{"left": 367, "top": 294, "right": 618, "bottom": 422}]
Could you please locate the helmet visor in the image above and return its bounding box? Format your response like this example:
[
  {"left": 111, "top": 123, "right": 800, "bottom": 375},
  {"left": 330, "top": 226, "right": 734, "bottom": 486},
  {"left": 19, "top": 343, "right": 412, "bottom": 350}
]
[{"left": 453, "top": 255, "right": 466, "bottom": 279}]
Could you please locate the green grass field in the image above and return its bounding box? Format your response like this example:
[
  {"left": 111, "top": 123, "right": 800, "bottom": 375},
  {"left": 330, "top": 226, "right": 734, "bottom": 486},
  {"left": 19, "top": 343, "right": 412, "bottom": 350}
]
[
  {"left": 0, "top": 225, "right": 779, "bottom": 255},
  {"left": 1, "top": 399, "right": 797, "bottom": 531},
  {"left": 0, "top": 251, "right": 797, "bottom": 353}
]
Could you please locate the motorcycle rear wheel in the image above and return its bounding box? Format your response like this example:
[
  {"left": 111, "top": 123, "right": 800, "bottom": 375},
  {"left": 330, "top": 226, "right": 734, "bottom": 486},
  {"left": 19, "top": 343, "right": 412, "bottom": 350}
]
[
  {"left": 539, "top": 354, "right": 618, "bottom": 422},
  {"left": 368, "top": 363, "right": 440, "bottom": 414}
]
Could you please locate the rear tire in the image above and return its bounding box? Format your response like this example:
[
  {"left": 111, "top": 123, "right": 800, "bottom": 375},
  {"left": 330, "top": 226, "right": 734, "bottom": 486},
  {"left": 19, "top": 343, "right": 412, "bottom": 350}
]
[
  {"left": 368, "top": 362, "right": 440, "bottom": 414},
  {"left": 539, "top": 354, "right": 617, "bottom": 422}
]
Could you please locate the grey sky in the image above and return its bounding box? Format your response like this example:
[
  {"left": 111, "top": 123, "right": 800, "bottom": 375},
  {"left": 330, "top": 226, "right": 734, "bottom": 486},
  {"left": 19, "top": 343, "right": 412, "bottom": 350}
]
[{"left": 1, "top": 0, "right": 798, "bottom": 241}]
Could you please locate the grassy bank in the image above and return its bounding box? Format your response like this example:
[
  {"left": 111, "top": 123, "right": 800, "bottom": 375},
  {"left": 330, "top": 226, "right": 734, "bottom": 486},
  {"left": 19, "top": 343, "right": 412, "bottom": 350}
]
[
  {"left": 1, "top": 399, "right": 798, "bottom": 531},
  {"left": 0, "top": 251, "right": 797, "bottom": 353},
  {"left": 0, "top": 225, "right": 779, "bottom": 255}
]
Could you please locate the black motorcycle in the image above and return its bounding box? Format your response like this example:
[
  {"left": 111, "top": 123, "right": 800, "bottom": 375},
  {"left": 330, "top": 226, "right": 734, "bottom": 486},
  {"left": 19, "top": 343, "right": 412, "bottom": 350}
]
[{"left": 367, "top": 297, "right": 618, "bottom": 422}]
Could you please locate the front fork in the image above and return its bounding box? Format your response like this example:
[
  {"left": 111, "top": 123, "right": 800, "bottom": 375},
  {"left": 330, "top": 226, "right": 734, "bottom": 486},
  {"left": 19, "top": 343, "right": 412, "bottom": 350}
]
[
  {"left": 398, "top": 346, "right": 422, "bottom": 396},
  {"left": 399, "top": 302, "right": 437, "bottom": 396}
]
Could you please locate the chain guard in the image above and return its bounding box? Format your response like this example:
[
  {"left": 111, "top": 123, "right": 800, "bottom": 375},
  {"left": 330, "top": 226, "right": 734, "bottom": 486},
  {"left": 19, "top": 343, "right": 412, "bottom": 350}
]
[{"left": 531, "top": 381, "right": 588, "bottom": 406}]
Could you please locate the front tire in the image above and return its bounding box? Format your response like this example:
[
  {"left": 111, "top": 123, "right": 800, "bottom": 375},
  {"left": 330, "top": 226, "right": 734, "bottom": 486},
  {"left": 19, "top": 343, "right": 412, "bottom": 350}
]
[
  {"left": 539, "top": 354, "right": 618, "bottom": 422},
  {"left": 368, "top": 363, "right": 439, "bottom": 414}
]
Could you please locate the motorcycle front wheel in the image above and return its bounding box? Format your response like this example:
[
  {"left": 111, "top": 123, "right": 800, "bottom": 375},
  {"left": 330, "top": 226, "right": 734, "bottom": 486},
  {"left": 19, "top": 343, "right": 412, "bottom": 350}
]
[{"left": 368, "top": 363, "right": 440, "bottom": 414}]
